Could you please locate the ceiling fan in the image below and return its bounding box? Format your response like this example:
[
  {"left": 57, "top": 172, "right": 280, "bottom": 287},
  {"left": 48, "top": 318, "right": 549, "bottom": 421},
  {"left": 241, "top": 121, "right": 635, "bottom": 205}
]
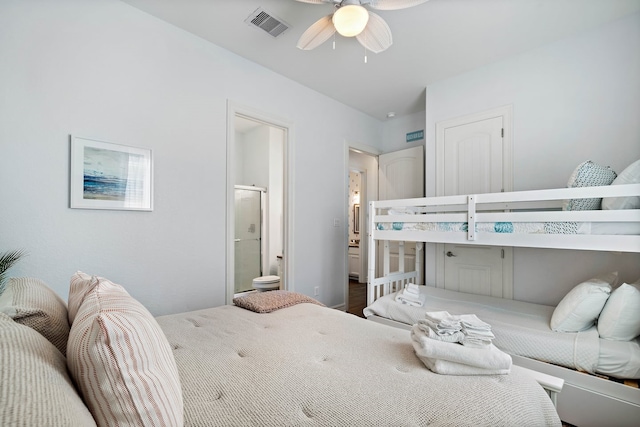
[{"left": 295, "top": 0, "right": 429, "bottom": 53}]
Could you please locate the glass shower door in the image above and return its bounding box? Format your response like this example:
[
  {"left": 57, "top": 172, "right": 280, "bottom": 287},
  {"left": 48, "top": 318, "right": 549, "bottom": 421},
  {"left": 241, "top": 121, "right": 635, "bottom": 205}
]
[{"left": 234, "top": 188, "right": 262, "bottom": 293}]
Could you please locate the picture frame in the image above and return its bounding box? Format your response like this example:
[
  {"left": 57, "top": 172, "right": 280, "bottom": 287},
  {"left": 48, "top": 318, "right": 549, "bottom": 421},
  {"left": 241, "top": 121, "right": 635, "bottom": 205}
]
[{"left": 70, "top": 136, "right": 153, "bottom": 211}]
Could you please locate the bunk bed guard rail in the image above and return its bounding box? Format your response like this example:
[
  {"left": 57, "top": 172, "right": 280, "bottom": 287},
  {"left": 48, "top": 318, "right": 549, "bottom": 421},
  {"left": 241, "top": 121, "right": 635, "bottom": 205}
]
[{"left": 367, "top": 184, "right": 640, "bottom": 305}]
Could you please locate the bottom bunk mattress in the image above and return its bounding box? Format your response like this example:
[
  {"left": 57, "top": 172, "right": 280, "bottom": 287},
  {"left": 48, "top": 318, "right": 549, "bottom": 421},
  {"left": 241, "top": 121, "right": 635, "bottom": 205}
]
[
  {"left": 156, "top": 303, "right": 560, "bottom": 426},
  {"left": 363, "top": 286, "right": 640, "bottom": 379}
]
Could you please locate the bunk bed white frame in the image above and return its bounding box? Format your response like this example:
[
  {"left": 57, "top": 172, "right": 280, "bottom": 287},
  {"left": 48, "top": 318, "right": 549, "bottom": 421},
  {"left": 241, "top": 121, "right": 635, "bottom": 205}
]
[{"left": 366, "top": 183, "right": 640, "bottom": 427}]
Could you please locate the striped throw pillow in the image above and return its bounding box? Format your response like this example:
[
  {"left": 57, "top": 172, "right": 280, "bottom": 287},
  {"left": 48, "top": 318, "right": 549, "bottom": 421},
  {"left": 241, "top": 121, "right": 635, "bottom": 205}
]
[
  {"left": 0, "top": 277, "right": 70, "bottom": 356},
  {"left": 67, "top": 276, "right": 184, "bottom": 427},
  {"left": 0, "top": 313, "right": 97, "bottom": 427}
]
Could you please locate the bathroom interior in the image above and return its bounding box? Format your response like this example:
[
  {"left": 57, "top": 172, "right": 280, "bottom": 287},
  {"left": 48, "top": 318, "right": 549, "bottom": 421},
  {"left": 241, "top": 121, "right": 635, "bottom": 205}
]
[
  {"left": 348, "top": 170, "right": 363, "bottom": 283},
  {"left": 234, "top": 116, "right": 284, "bottom": 294}
]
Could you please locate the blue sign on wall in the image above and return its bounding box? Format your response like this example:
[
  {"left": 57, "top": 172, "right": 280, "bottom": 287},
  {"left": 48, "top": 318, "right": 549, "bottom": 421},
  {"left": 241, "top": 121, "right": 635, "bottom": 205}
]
[{"left": 406, "top": 130, "right": 424, "bottom": 142}]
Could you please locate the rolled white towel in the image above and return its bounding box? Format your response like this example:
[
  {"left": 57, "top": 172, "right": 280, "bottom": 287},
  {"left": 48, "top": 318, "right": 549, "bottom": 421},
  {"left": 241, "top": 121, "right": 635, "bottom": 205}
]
[{"left": 411, "top": 325, "right": 512, "bottom": 372}]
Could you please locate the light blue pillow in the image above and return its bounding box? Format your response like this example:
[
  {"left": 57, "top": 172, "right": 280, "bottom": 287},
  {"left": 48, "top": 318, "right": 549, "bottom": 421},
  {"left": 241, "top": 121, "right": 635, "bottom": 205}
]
[{"left": 563, "top": 161, "right": 617, "bottom": 211}]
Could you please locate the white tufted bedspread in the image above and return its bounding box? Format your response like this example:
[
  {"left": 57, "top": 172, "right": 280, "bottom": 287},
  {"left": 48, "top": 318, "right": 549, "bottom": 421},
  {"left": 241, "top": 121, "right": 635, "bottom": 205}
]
[{"left": 156, "top": 303, "right": 560, "bottom": 427}]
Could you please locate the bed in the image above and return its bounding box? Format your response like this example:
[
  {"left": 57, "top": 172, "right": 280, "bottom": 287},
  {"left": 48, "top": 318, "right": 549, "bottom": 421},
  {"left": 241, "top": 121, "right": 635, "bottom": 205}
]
[
  {"left": 364, "top": 161, "right": 640, "bottom": 426},
  {"left": 365, "top": 285, "right": 640, "bottom": 376},
  {"left": 158, "top": 301, "right": 560, "bottom": 426},
  {"left": 0, "top": 275, "right": 561, "bottom": 427}
]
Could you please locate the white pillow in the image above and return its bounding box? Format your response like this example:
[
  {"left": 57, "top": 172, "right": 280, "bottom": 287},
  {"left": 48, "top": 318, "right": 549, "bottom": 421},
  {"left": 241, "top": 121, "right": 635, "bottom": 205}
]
[
  {"left": 550, "top": 272, "right": 618, "bottom": 332},
  {"left": 563, "top": 160, "right": 617, "bottom": 211},
  {"left": 601, "top": 158, "right": 640, "bottom": 210},
  {"left": 597, "top": 278, "right": 640, "bottom": 341}
]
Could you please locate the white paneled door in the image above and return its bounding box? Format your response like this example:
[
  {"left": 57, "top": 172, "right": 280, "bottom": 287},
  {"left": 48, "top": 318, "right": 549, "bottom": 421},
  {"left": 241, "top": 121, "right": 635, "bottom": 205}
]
[
  {"left": 379, "top": 146, "right": 424, "bottom": 201},
  {"left": 378, "top": 146, "right": 424, "bottom": 284},
  {"left": 436, "top": 107, "right": 513, "bottom": 298}
]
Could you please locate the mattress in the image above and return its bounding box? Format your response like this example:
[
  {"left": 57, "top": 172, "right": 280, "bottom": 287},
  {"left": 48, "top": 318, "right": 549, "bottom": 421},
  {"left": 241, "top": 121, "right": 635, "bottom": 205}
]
[
  {"left": 376, "top": 220, "right": 640, "bottom": 235},
  {"left": 156, "top": 303, "right": 560, "bottom": 426},
  {"left": 363, "top": 286, "right": 640, "bottom": 379}
]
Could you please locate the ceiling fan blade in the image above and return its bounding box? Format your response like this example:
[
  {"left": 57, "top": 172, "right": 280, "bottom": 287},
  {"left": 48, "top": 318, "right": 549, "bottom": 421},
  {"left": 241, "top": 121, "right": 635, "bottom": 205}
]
[
  {"left": 293, "top": 0, "right": 329, "bottom": 4},
  {"left": 355, "top": 12, "right": 392, "bottom": 53},
  {"left": 369, "top": 0, "right": 429, "bottom": 11},
  {"left": 296, "top": 15, "right": 337, "bottom": 50}
]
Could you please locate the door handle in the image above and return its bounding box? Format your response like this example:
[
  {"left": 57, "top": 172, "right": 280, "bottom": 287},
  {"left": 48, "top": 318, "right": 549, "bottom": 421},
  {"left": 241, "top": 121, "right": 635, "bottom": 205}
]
[{"left": 446, "top": 251, "right": 456, "bottom": 257}]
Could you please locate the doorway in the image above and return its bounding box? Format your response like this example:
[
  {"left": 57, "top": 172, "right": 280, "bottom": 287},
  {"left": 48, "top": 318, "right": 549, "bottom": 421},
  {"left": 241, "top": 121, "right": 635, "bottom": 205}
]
[
  {"left": 226, "top": 103, "right": 293, "bottom": 304},
  {"left": 346, "top": 146, "right": 379, "bottom": 317}
]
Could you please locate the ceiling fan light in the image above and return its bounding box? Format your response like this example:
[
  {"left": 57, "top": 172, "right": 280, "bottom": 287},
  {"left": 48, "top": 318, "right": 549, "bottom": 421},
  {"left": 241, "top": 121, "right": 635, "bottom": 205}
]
[{"left": 332, "top": 5, "right": 369, "bottom": 37}]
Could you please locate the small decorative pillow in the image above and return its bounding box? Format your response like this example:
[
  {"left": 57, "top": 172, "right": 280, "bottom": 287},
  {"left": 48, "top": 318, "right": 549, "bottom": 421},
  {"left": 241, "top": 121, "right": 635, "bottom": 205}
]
[
  {"left": 0, "top": 313, "right": 97, "bottom": 427},
  {"left": 563, "top": 160, "right": 617, "bottom": 211},
  {"left": 67, "top": 275, "right": 184, "bottom": 427},
  {"left": 550, "top": 272, "right": 618, "bottom": 333},
  {"left": 597, "top": 278, "right": 640, "bottom": 341},
  {"left": 601, "top": 159, "right": 640, "bottom": 210},
  {"left": 0, "top": 277, "right": 70, "bottom": 355},
  {"left": 234, "top": 290, "right": 325, "bottom": 313}
]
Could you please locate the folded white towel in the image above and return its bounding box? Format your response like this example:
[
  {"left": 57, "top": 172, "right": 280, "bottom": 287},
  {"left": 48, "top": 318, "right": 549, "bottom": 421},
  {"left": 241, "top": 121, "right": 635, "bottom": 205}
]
[
  {"left": 395, "top": 291, "right": 427, "bottom": 307},
  {"left": 416, "top": 322, "right": 465, "bottom": 343},
  {"left": 415, "top": 353, "right": 511, "bottom": 376},
  {"left": 417, "top": 319, "right": 460, "bottom": 337},
  {"left": 423, "top": 311, "right": 462, "bottom": 336},
  {"left": 404, "top": 283, "right": 421, "bottom": 297},
  {"left": 411, "top": 325, "right": 511, "bottom": 372},
  {"left": 461, "top": 337, "right": 493, "bottom": 349},
  {"left": 459, "top": 314, "right": 492, "bottom": 331}
]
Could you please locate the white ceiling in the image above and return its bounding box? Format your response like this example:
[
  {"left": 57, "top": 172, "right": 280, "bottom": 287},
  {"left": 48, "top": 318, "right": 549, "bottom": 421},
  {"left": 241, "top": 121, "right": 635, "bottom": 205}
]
[{"left": 120, "top": 0, "right": 640, "bottom": 120}]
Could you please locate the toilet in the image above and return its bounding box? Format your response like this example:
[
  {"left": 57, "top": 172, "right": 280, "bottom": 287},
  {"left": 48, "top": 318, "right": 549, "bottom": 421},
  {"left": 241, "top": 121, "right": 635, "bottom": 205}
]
[{"left": 252, "top": 275, "right": 280, "bottom": 292}]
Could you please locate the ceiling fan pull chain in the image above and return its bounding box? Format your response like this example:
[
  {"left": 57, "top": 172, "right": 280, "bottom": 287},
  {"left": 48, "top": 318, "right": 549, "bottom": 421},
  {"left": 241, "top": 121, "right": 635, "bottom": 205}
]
[
  {"left": 333, "top": 32, "right": 336, "bottom": 50},
  {"left": 364, "top": 32, "right": 368, "bottom": 63}
]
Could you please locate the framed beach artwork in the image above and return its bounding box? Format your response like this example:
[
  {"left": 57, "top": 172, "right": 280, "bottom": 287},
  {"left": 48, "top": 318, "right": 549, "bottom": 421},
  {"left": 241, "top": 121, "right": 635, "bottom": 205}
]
[{"left": 70, "top": 136, "right": 153, "bottom": 211}]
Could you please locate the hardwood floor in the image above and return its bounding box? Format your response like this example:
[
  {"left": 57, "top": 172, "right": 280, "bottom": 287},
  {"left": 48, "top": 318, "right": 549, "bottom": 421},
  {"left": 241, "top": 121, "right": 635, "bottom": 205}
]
[{"left": 346, "top": 279, "right": 367, "bottom": 318}]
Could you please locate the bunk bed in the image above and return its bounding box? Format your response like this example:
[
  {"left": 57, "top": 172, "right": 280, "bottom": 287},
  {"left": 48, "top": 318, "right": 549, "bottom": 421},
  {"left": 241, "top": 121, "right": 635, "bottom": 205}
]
[{"left": 364, "top": 175, "right": 640, "bottom": 427}]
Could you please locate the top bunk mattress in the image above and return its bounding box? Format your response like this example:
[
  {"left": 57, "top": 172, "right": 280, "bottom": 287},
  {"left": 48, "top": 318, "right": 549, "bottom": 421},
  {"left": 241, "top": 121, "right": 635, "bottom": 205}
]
[
  {"left": 363, "top": 286, "right": 640, "bottom": 379},
  {"left": 376, "top": 217, "right": 640, "bottom": 236},
  {"left": 156, "top": 303, "right": 561, "bottom": 427}
]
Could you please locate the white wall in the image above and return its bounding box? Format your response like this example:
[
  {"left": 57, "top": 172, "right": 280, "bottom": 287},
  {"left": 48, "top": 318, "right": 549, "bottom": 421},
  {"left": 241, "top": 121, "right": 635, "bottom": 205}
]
[
  {"left": 379, "top": 110, "right": 426, "bottom": 154},
  {"left": 0, "top": 0, "right": 383, "bottom": 314},
  {"left": 424, "top": 12, "right": 640, "bottom": 304}
]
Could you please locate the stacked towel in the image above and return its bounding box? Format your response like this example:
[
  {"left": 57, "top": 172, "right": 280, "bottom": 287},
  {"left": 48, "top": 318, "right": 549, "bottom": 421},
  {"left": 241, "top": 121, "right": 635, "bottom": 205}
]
[
  {"left": 459, "top": 314, "right": 495, "bottom": 348},
  {"left": 420, "top": 311, "right": 495, "bottom": 348},
  {"left": 394, "top": 283, "right": 426, "bottom": 307},
  {"left": 417, "top": 311, "right": 464, "bottom": 343},
  {"left": 416, "top": 322, "right": 464, "bottom": 343},
  {"left": 411, "top": 324, "right": 512, "bottom": 376}
]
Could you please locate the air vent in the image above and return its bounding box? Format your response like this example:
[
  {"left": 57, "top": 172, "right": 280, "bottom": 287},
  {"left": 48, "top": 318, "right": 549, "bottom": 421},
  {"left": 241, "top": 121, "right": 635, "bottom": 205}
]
[{"left": 245, "top": 8, "right": 290, "bottom": 38}]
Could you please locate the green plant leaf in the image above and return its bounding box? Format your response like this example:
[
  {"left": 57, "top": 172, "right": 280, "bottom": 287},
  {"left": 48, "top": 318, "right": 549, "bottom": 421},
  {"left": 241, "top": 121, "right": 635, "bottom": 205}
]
[{"left": 0, "top": 249, "right": 27, "bottom": 293}]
